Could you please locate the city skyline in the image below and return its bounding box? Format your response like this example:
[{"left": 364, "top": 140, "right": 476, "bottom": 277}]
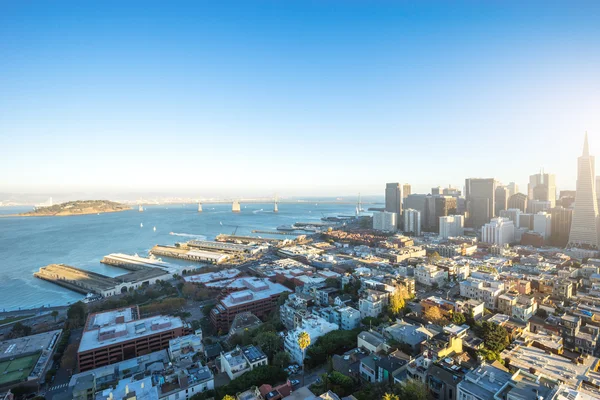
[{"left": 2, "top": 1, "right": 600, "bottom": 197}]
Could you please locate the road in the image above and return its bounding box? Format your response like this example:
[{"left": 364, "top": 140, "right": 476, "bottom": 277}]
[{"left": 43, "top": 328, "right": 82, "bottom": 400}]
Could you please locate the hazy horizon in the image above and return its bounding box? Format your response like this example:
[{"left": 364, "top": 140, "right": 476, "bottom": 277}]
[{"left": 2, "top": 1, "right": 599, "bottom": 197}]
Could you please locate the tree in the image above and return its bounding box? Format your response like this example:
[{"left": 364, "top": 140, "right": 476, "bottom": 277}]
[
  {"left": 479, "top": 321, "right": 509, "bottom": 353},
  {"left": 61, "top": 343, "right": 79, "bottom": 371},
  {"left": 399, "top": 379, "right": 429, "bottom": 400},
  {"left": 273, "top": 351, "right": 290, "bottom": 368},
  {"left": 253, "top": 331, "right": 281, "bottom": 360},
  {"left": 10, "top": 322, "right": 32, "bottom": 338},
  {"left": 389, "top": 289, "right": 406, "bottom": 315},
  {"left": 451, "top": 312, "right": 466, "bottom": 325},
  {"left": 67, "top": 301, "right": 87, "bottom": 327},
  {"left": 383, "top": 394, "right": 400, "bottom": 400},
  {"left": 51, "top": 310, "right": 59, "bottom": 322},
  {"left": 423, "top": 306, "right": 445, "bottom": 325},
  {"left": 222, "top": 395, "right": 235, "bottom": 400},
  {"left": 325, "top": 278, "right": 340, "bottom": 289},
  {"left": 297, "top": 331, "right": 311, "bottom": 385}
]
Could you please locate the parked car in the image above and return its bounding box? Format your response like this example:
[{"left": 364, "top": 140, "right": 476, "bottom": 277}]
[{"left": 290, "top": 379, "right": 300, "bottom": 386}]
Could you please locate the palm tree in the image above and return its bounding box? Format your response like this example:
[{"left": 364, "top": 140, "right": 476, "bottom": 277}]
[
  {"left": 222, "top": 395, "right": 235, "bottom": 400},
  {"left": 297, "top": 331, "right": 311, "bottom": 386},
  {"left": 382, "top": 393, "right": 399, "bottom": 400}
]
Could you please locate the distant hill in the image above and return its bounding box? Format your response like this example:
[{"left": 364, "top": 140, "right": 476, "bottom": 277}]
[{"left": 20, "top": 200, "right": 131, "bottom": 216}]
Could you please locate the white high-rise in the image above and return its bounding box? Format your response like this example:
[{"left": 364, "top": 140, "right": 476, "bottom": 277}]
[
  {"left": 481, "top": 217, "right": 515, "bottom": 246},
  {"left": 403, "top": 209, "right": 421, "bottom": 236},
  {"left": 373, "top": 211, "right": 397, "bottom": 232},
  {"left": 439, "top": 215, "right": 464, "bottom": 239},
  {"left": 499, "top": 208, "right": 521, "bottom": 228},
  {"left": 533, "top": 212, "right": 552, "bottom": 242},
  {"left": 568, "top": 133, "right": 599, "bottom": 249}
]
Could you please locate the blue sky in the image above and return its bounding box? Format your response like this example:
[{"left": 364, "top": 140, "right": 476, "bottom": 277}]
[{"left": 1, "top": 1, "right": 599, "bottom": 197}]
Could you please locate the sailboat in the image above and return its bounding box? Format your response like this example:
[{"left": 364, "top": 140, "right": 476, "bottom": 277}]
[{"left": 140, "top": 223, "right": 143, "bottom": 228}]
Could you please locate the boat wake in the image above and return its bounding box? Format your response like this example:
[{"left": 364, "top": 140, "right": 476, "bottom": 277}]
[
  {"left": 169, "top": 232, "right": 208, "bottom": 240},
  {"left": 252, "top": 209, "right": 265, "bottom": 214}
]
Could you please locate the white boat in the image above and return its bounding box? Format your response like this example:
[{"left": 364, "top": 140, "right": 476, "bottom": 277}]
[
  {"left": 140, "top": 223, "right": 143, "bottom": 228},
  {"left": 153, "top": 226, "right": 156, "bottom": 232}
]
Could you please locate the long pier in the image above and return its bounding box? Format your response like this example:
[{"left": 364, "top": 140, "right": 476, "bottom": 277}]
[
  {"left": 150, "top": 244, "right": 231, "bottom": 264},
  {"left": 215, "top": 234, "right": 281, "bottom": 244},
  {"left": 251, "top": 230, "right": 300, "bottom": 236},
  {"left": 101, "top": 253, "right": 177, "bottom": 272}
]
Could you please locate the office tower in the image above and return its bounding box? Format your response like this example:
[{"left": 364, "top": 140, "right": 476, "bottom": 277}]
[
  {"left": 519, "top": 214, "right": 534, "bottom": 230},
  {"left": 373, "top": 211, "right": 398, "bottom": 232},
  {"left": 424, "top": 195, "right": 436, "bottom": 230},
  {"left": 568, "top": 134, "right": 599, "bottom": 249},
  {"left": 439, "top": 215, "right": 465, "bottom": 239},
  {"left": 550, "top": 206, "right": 573, "bottom": 248},
  {"left": 528, "top": 200, "right": 551, "bottom": 214},
  {"left": 559, "top": 190, "right": 576, "bottom": 209},
  {"left": 465, "top": 178, "right": 497, "bottom": 229},
  {"left": 533, "top": 212, "right": 552, "bottom": 242},
  {"left": 403, "top": 209, "right": 421, "bottom": 236},
  {"left": 434, "top": 196, "right": 457, "bottom": 231},
  {"left": 404, "top": 194, "right": 427, "bottom": 228},
  {"left": 528, "top": 171, "right": 557, "bottom": 207},
  {"left": 480, "top": 218, "right": 515, "bottom": 246},
  {"left": 403, "top": 184, "right": 412, "bottom": 198},
  {"left": 507, "top": 182, "right": 519, "bottom": 197},
  {"left": 431, "top": 186, "right": 441, "bottom": 196},
  {"left": 499, "top": 208, "right": 521, "bottom": 228},
  {"left": 507, "top": 193, "right": 528, "bottom": 213},
  {"left": 495, "top": 186, "right": 509, "bottom": 216},
  {"left": 597, "top": 176, "right": 600, "bottom": 207},
  {"left": 385, "top": 183, "right": 402, "bottom": 227},
  {"left": 442, "top": 186, "right": 461, "bottom": 196}
]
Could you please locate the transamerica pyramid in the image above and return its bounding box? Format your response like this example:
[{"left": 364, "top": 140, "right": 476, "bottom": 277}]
[{"left": 568, "top": 133, "right": 599, "bottom": 249}]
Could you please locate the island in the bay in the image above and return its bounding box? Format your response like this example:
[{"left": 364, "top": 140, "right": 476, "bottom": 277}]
[{"left": 20, "top": 200, "right": 131, "bottom": 216}]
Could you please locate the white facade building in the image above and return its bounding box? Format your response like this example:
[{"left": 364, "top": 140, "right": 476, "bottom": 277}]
[
  {"left": 403, "top": 209, "right": 422, "bottom": 236},
  {"left": 439, "top": 215, "right": 465, "bottom": 239},
  {"left": 460, "top": 277, "right": 505, "bottom": 310},
  {"left": 284, "top": 316, "right": 338, "bottom": 364},
  {"left": 414, "top": 264, "right": 448, "bottom": 287},
  {"left": 358, "top": 292, "right": 386, "bottom": 318},
  {"left": 533, "top": 212, "right": 552, "bottom": 242},
  {"left": 337, "top": 306, "right": 361, "bottom": 330},
  {"left": 373, "top": 211, "right": 398, "bottom": 232},
  {"left": 481, "top": 217, "right": 515, "bottom": 246},
  {"left": 499, "top": 208, "right": 521, "bottom": 229}
]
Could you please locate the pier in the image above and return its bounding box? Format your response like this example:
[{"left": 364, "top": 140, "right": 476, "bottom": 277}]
[
  {"left": 101, "top": 253, "right": 177, "bottom": 272},
  {"left": 251, "top": 230, "right": 301, "bottom": 236},
  {"left": 34, "top": 263, "right": 171, "bottom": 297},
  {"left": 150, "top": 244, "right": 231, "bottom": 264},
  {"left": 215, "top": 234, "right": 281, "bottom": 244}
]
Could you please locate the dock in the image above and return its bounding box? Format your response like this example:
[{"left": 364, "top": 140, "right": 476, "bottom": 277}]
[
  {"left": 150, "top": 244, "right": 231, "bottom": 264},
  {"left": 215, "top": 234, "right": 281, "bottom": 245},
  {"left": 294, "top": 221, "right": 333, "bottom": 227},
  {"left": 34, "top": 263, "right": 171, "bottom": 297},
  {"left": 251, "top": 230, "right": 300, "bottom": 236},
  {"left": 101, "top": 253, "right": 177, "bottom": 272}
]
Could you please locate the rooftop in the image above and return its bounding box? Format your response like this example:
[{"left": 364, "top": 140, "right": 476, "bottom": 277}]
[
  {"left": 79, "top": 315, "right": 183, "bottom": 353},
  {"left": 184, "top": 269, "right": 241, "bottom": 284},
  {"left": 220, "top": 278, "right": 291, "bottom": 308}
]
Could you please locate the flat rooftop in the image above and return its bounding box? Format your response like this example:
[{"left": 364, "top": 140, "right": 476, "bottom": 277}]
[
  {"left": 220, "top": 278, "right": 291, "bottom": 308},
  {"left": 184, "top": 269, "right": 241, "bottom": 284},
  {"left": 0, "top": 329, "right": 62, "bottom": 362},
  {"left": 79, "top": 315, "right": 183, "bottom": 353}
]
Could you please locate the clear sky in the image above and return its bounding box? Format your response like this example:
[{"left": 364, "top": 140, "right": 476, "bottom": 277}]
[{"left": 1, "top": 1, "right": 599, "bottom": 198}]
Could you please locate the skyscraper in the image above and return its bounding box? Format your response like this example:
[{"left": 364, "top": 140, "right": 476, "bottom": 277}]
[
  {"left": 403, "top": 184, "right": 412, "bottom": 198},
  {"left": 431, "top": 186, "right": 441, "bottom": 196},
  {"left": 528, "top": 171, "right": 557, "bottom": 207},
  {"left": 403, "top": 209, "right": 421, "bottom": 236},
  {"left": 465, "top": 178, "right": 497, "bottom": 229},
  {"left": 507, "top": 182, "right": 519, "bottom": 197},
  {"left": 550, "top": 206, "right": 573, "bottom": 248},
  {"left": 495, "top": 186, "right": 509, "bottom": 216},
  {"left": 507, "top": 193, "right": 528, "bottom": 213},
  {"left": 568, "top": 134, "right": 599, "bottom": 249},
  {"left": 404, "top": 194, "right": 427, "bottom": 229},
  {"left": 385, "top": 183, "right": 402, "bottom": 227}
]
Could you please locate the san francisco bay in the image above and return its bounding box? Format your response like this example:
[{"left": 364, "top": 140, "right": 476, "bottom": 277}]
[{"left": 0, "top": 202, "right": 356, "bottom": 311}]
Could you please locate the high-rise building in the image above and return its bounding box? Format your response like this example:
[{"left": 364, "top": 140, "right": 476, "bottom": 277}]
[
  {"left": 519, "top": 213, "right": 534, "bottom": 230},
  {"left": 499, "top": 208, "right": 521, "bottom": 228},
  {"left": 439, "top": 215, "right": 465, "bottom": 239},
  {"left": 403, "top": 209, "right": 421, "bottom": 236},
  {"left": 424, "top": 195, "right": 437, "bottom": 231},
  {"left": 442, "top": 186, "right": 461, "bottom": 196},
  {"left": 507, "top": 182, "right": 519, "bottom": 197},
  {"left": 495, "top": 186, "right": 509, "bottom": 216},
  {"left": 465, "top": 178, "right": 497, "bottom": 229},
  {"left": 528, "top": 200, "right": 551, "bottom": 214},
  {"left": 403, "top": 184, "right": 412, "bottom": 198},
  {"left": 533, "top": 212, "right": 552, "bottom": 243},
  {"left": 434, "top": 196, "right": 457, "bottom": 231},
  {"left": 559, "top": 190, "right": 577, "bottom": 209},
  {"left": 431, "top": 186, "right": 441, "bottom": 196},
  {"left": 373, "top": 211, "right": 398, "bottom": 232},
  {"left": 404, "top": 194, "right": 427, "bottom": 228},
  {"left": 385, "top": 183, "right": 402, "bottom": 227},
  {"left": 507, "top": 193, "right": 528, "bottom": 213},
  {"left": 480, "top": 218, "right": 515, "bottom": 246},
  {"left": 568, "top": 134, "right": 599, "bottom": 249},
  {"left": 550, "top": 206, "right": 573, "bottom": 248},
  {"left": 528, "top": 171, "right": 557, "bottom": 207}
]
